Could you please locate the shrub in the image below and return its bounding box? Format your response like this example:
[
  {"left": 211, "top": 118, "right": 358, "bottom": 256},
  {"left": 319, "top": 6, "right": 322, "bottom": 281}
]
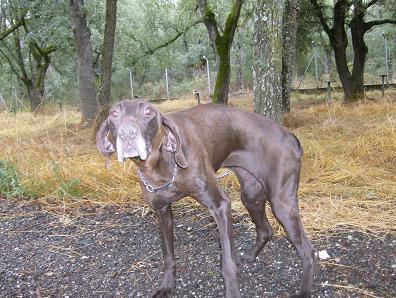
[{"left": 0, "top": 160, "right": 26, "bottom": 198}]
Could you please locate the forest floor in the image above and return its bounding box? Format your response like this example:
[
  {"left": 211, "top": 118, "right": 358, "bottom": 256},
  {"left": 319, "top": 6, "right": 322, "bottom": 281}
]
[
  {"left": 0, "top": 91, "right": 395, "bottom": 297},
  {"left": 0, "top": 197, "right": 395, "bottom": 298}
]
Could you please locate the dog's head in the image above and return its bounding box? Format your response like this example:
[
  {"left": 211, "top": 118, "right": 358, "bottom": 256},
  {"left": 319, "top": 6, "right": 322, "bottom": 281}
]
[{"left": 96, "top": 99, "right": 187, "bottom": 168}]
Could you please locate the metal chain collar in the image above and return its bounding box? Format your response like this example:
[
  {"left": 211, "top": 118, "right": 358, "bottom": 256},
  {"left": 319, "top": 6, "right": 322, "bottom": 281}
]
[
  {"left": 137, "top": 165, "right": 231, "bottom": 193},
  {"left": 137, "top": 162, "right": 178, "bottom": 193}
]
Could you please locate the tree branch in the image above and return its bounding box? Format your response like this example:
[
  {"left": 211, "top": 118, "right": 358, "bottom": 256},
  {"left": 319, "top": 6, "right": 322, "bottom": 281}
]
[
  {"left": 365, "top": 0, "right": 381, "bottom": 9},
  {"left": 134, "top": 20, "right": 201, "bottom": 62},
  {"left": 13, "top": 34, "right": 29, "bottom": 81},
  {"left": 308, "top": 0, "right": 332, "bottom": 35},
  {"left": 197, "top": 0, "right": 220, "bottom": 43},
  {"left": 223, "top": 0, "right": 243, "bottom": 45},
  {"left": 0, "top": 46, "right": 20, "bottom": 77},
  {"left": 365, "top": 19, "right": 396, "bottom": 31},
  {"left": 0, "top": 18, "right": 23, "bottom": 41}
]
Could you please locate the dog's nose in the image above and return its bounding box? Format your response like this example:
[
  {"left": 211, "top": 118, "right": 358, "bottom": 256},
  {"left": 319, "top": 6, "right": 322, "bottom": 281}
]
[
  {"left": 119, "top": 124, "right": 138, "bottom": 141},
  {"left": 129, "top": 127, "right": 137, "bottom": 136},
  {"left": 119, "top": 129, "right": 126, "bottom": 140}
]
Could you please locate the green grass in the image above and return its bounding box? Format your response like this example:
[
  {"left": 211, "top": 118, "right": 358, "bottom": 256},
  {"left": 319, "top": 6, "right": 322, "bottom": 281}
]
[{"left": 0, "top": 160, "right": 27, "bottom": 198}]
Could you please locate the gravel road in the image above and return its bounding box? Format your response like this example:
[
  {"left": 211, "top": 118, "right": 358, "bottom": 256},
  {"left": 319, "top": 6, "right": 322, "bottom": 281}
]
[{"left": 0, "top": 198, "right": 394, "bottom": 297}]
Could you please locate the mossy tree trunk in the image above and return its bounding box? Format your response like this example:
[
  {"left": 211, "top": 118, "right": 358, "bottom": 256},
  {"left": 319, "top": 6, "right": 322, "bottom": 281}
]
[
  {"left": 69, "top": 0, "right": 97, "bottom": 127},
  {"left": 253, "top": 0, "right": 284, "bottom": 123},
  {"left": 197, "top": 0, "right": 243, "bottom": 104},
  {"left": 94, "top": 0, "right": 117, "bottom": 132}
]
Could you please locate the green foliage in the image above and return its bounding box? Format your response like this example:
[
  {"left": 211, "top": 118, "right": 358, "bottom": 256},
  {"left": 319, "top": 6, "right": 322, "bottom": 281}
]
[
  {"left": 0, "top": 0, "right": 394, "bottom": 105},
  {"left": 52, "top": 162, "right": 82, "bottom": 200},
  {"left": 0, "top": 160, "right": 26, "bottom": 198}
]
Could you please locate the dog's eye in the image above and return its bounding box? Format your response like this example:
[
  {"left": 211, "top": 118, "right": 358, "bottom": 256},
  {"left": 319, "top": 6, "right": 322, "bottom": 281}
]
[
  {"left": 111, "top": 110, "right": 118, "bottom": 118},
  {"left": 144, "top": 107, "right": 153, "bottom": 116}
]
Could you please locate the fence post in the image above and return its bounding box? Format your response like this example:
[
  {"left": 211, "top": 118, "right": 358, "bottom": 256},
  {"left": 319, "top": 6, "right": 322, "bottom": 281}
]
[
  {"left": 194, "top": 90, "right": 200, "bottom": 104},
  {"left": 202, "top": 56, "right": 211, "bottom": 98},
  {"left": 126, "top": 68, "right": 134, "bottom": 98},
  {"left": 383, "top": 33, "right": 388, "bottom": 84},
  {"left": 326, "top": 81, "right": 332, "bottom": 103},
  {"left": 165, "top": 68, "right": 169, "bottom": 99},
  {"left": 380, "top": 74, "right": 387, "bottom": 97},
  {"left": 313, "top": 41, "right": 319, "bottom": 89}
]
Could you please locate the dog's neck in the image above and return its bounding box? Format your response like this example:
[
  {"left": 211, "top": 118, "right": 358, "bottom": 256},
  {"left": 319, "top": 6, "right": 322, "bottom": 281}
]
[{"left": 133, "top": 125, "right": 175, "bottom": 183}]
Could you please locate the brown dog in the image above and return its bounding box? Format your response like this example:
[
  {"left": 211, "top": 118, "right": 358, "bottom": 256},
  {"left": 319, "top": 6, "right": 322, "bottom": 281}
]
[{"left": 96, "top": 99, "right": 315, "bottom": 297}]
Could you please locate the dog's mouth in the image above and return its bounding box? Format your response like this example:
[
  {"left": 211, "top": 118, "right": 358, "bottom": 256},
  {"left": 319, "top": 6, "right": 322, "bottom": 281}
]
[{"left": 116, "top": 134, "right": 149, "bottom": 164}]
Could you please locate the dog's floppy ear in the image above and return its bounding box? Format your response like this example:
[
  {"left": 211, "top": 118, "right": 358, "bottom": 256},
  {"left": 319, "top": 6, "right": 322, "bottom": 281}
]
[
  {"left": 96, "top": 119, "right": 116, "bottom": 169},
  {"left": 162, "top": 116, "right": 187, "bottom": 169}
]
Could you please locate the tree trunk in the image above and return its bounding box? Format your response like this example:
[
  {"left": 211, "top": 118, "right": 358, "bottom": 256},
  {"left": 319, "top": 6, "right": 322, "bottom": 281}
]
[
  {"left": 95, "top": 0, "right": 117, "bottom": 131},
  {"left": 391, "top": 33, "right": 396, "bottom": 82},
  {"left": 197, "top": 0, "right": 242, "bottom": 104},
  {"left": 349, "top": 6, "right": 368, "bottom": 101},
  {"left": 253, "top": 0, "right": 284, "bottom": 123},
  {"left": 281, "top": 0, "right": 299, "bottom": 112},
  {"left": 14, "top": 35, "right": 53, "bottom": 113},
  {"left": 212, "top": 42, "right": 231, "bottom": 103},
  {"left": 235, "top": 42, "right": 244, "bottom": 92},
  {"left": 332, "top": 33, "right": 354, "bottom": 100},
  {"left": 69, "top": 0, "right": 97, "bottom": 126},
  {"left": 323, "top": 42, "right": 333, "bottom": 75},
  {"left": 327, "top": 0, "right": 357, "bottom": 101},
  {"left": 26, "top": 82, "right": 43, "bottom": 113}
]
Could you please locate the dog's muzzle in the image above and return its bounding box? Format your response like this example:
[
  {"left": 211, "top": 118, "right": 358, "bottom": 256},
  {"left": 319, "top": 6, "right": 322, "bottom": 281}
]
[{"left": 116, "top": 124, "right": 148, "bottom": 163}]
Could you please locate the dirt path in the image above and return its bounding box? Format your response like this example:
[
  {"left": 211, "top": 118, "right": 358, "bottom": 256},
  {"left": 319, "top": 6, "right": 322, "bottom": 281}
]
[{"left": 0, "top": 198, "right": 394, "bottom": 297}]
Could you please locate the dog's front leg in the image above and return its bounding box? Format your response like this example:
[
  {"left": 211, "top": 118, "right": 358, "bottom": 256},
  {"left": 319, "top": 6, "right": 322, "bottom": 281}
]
[
  {"left": 153, "top": 204, "right": 176, "bottom": 298},
  {"left": 196, "top": 180, "right": 241, "bottom": 298}
]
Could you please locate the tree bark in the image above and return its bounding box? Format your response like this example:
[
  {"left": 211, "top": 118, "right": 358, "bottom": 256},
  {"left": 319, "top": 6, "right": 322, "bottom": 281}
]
[
  {"left": 253, "top": 0, "right": 284, "bottom": 123},
  {"left": 349, "top": 5, "right": 368, "bottom": 100},
  {"left": 235, "top": 42, "right": 244, "bottom": 92},
  {"left": 69, "top": 0, "right": 97, "bottom": 126},
  {"left": 95, "top": 0, "right": 117, "bottom": 131},
  {"left": 330, "top": 0, "right": 353, "bottom": 100},
  {"left": 197, "top": 0, "right": 242, "bottom": 104},
  {"left": 391, "top": 32, "right": 396, "bottom": 82},
  {"left": 281, "top": 0, "right": 300, "bottom": 112}
]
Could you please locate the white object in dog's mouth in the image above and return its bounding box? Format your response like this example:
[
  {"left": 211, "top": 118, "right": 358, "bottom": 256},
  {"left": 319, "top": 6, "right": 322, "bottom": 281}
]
[{"left": 116, "top": 134, "right": 148, "bottom": 163}]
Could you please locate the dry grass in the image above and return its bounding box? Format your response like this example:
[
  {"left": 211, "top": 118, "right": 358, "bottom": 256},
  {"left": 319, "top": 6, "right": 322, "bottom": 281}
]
[{"left": 0, "top": 91, "right": 395, "bottom": 237}]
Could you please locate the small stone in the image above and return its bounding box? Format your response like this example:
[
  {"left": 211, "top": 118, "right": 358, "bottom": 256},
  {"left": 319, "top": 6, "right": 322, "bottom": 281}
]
[
  {"left": 318, "top": 250, "right": 330, "bottom": 260},
  {"left": 334, "top": 257, "right": 341, "bottom": 263},
  {"left": 321, "top": 281, "right": 329, "bottom": 287}
]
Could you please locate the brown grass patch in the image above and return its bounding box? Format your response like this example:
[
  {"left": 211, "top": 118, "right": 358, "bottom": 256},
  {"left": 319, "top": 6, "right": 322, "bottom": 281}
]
[{"left": 0, "top": 92, "right": 395, "bottom": 237}]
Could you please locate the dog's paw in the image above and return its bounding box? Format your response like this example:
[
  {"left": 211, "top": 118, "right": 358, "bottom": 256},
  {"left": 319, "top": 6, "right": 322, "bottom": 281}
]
[{"left": 152, "top": 287, "right": 173, "bottom": 298}]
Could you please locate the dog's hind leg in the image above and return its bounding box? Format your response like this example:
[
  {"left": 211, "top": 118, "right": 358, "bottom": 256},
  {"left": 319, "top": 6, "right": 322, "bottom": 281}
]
[
  {"left": 269, "top": 172, "right": 315, "bottom": 297},
  {"left": 232, "top": 167, "right": 273, "bottom": 264}
]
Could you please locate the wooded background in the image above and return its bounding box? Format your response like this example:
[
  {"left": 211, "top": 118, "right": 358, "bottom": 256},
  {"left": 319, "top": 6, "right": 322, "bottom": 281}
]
[{"left": 0, "top": 0, "right": 395, "bottom": 123}]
